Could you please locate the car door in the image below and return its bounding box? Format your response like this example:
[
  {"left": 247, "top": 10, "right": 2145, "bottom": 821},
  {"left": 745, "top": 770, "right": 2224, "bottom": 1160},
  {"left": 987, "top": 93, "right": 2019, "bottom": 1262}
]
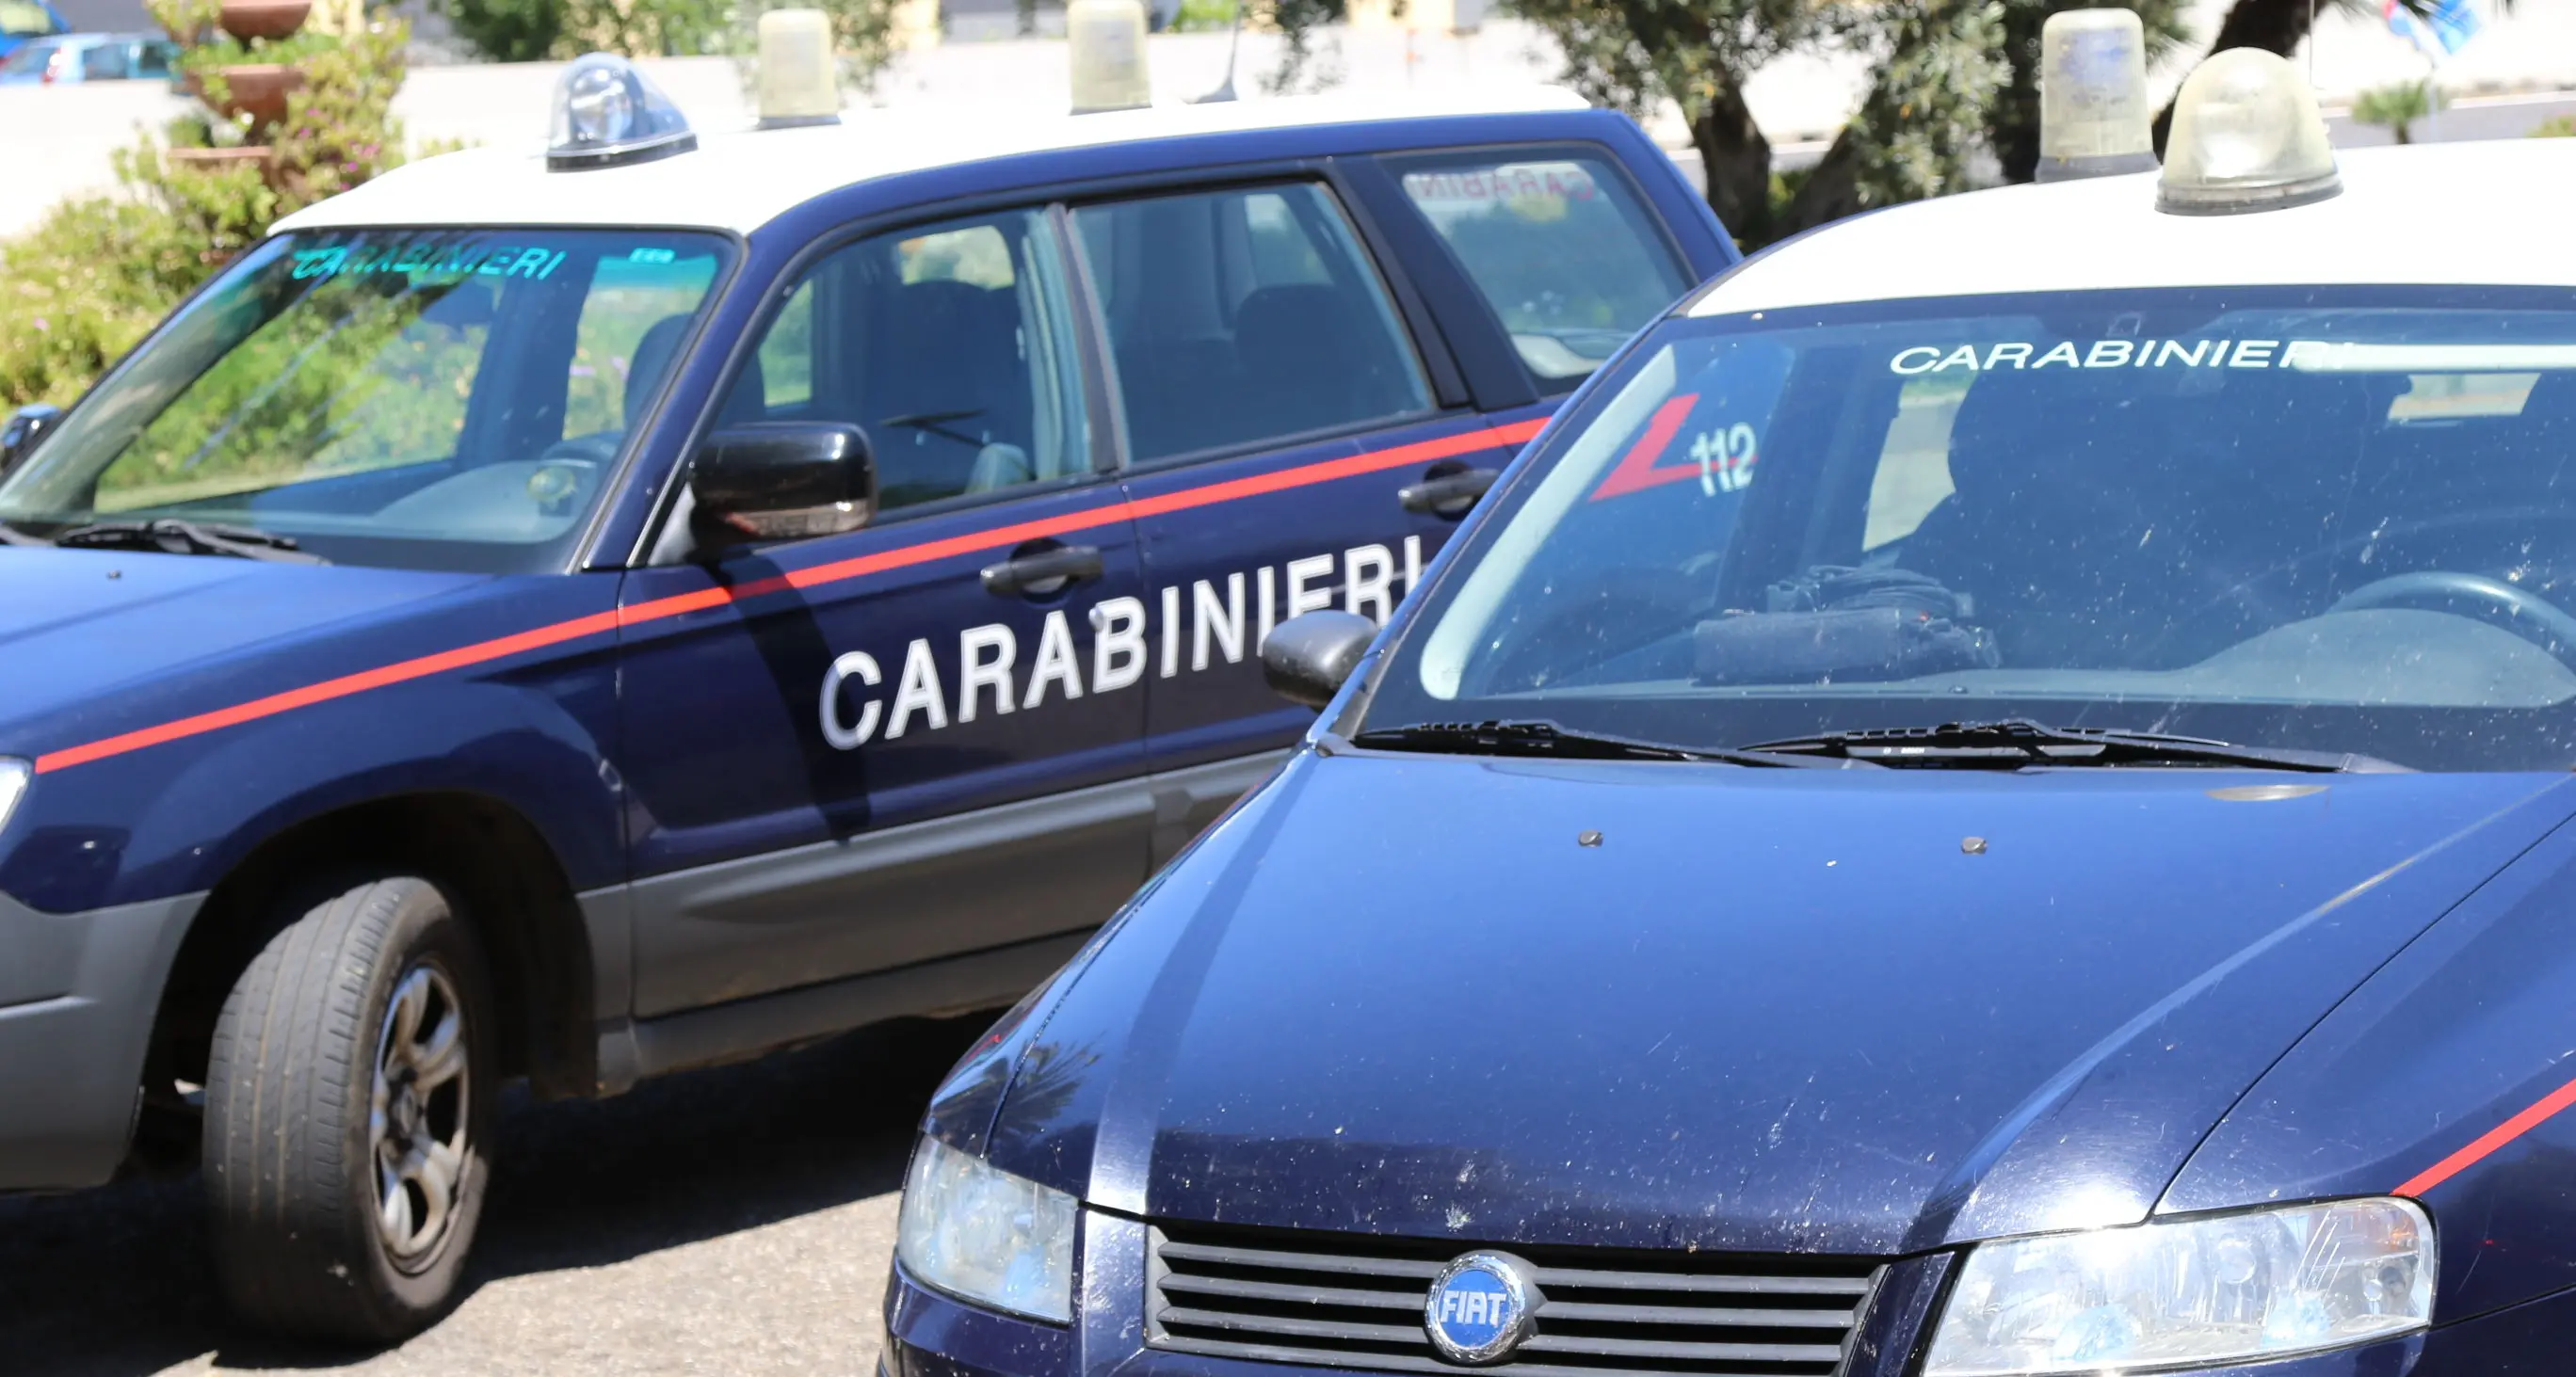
[
  {"left": 615, "top": 205, "right": 1151, "bottom": 1019},
  {"left": 1071, "top": 174, "right": 1509, "bottom": 850},
  {"left": 1076, "top": 155, "right": 1699, "bottom": 859}
]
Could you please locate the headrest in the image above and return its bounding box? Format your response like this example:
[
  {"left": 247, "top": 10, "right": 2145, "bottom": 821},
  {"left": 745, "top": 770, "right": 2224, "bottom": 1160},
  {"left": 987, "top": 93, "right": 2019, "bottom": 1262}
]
[
  {"left": 626, "top": 314, "right": 692, "bottom": 429},
  {"left": 1234, "top": 285, "right": 1363, "bottom": 370}
]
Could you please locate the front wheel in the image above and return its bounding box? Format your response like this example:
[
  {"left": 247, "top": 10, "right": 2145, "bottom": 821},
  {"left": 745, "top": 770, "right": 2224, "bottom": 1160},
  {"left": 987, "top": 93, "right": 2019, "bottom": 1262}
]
[{"left": 205, "top": 875, "right": 496, "bottom": 1341}]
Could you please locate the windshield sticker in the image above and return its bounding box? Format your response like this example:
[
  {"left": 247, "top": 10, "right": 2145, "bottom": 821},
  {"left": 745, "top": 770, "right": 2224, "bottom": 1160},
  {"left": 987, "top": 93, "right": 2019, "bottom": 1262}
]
[
  {"left": 290, "top": 242, "right": 570, "bottom": 283},
  {"left": 1885, "top": 339, "right": 2333, "bottom": 374},
  {"left": 1589, "top": 395, "right": 1760, "bottom": 501},
  {"left": 1403, "top": 164, "right": 1602, "bottom": 207}
]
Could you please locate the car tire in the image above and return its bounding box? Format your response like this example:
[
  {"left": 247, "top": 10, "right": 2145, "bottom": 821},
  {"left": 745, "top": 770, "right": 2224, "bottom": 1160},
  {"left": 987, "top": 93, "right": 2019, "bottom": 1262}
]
[{"left": 205, "top": 875, "right": 496, "bottom": 1342}]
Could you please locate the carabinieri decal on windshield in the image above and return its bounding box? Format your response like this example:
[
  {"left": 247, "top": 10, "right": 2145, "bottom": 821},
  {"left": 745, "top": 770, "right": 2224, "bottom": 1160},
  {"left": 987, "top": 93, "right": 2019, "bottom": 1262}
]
[{"left": 1887, "top": 339, "right": 2354, "bottom": 373}]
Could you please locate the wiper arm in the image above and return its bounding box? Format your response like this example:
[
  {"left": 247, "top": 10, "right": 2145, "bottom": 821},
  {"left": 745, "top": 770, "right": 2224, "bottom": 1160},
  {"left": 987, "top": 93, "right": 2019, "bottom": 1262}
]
[
  {"left": 1742, "top": 719, "right": 2406, "bottom": 774},
  {"left": 55, "top": 518, "right": 327, "bottom": 564},
  {"left": 0, "top": 520, "right": 47, "bottom": 548},
  {"left": 1348, "top": 719, "right": 1871, "bottom": 769}
]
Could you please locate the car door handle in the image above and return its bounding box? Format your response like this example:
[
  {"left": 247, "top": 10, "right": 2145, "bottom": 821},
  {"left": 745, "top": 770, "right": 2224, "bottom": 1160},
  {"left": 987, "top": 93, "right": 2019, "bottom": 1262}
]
[
  {"left": 1398, "top": 467, "right": 1499, "bottom": 518},
  {"left": 981, "top": 544, "right": 1104, "bottom": 597}
]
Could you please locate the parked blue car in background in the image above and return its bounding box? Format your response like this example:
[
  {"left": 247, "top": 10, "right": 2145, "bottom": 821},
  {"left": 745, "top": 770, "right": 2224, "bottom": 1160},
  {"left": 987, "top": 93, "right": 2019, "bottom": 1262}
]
[
  {"left": 885, "top": 61, "right": 2576, "bottom": 1377},
  {"left": 0, "top": 31, "right": 176, "bottom": 83},
  {"left": 0, "top": 56, "right": 1726, "bottom": 1343}
]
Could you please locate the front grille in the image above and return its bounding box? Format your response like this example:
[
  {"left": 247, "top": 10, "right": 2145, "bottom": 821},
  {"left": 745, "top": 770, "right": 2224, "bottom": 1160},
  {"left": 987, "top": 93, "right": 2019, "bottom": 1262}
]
[{"left": 1146, "top": 1223, "right": 1881, "bottom": 1377}]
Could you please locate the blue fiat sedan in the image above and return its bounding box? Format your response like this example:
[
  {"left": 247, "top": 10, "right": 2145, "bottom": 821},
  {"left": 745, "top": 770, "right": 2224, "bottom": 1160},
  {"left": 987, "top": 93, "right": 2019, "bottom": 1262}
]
[{"left": 883, "top": 74, "right": 2576, "bottom": 1377}]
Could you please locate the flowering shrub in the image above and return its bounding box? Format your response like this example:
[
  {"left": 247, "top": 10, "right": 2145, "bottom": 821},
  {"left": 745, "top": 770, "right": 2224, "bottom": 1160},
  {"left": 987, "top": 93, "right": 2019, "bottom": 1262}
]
[{"left": 0, "top": 12, "right": 414, "bottom": 407}]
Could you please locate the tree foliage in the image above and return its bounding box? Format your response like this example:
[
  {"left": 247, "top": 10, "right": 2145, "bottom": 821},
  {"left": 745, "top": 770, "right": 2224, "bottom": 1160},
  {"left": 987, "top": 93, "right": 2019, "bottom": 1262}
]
[
  {"left": 2350, "top": 78, "right": 2441, "bottom": 144},
  {"left": 436, "top": 0, "right": 895, "bottom": 78},
  {"left": 0, "top": 12, "right": 414, "bottom": 407}
]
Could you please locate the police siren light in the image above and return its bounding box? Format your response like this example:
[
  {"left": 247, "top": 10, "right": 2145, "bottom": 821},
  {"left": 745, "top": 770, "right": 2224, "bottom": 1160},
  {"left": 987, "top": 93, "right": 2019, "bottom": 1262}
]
[
  {"left": 2157, "top": 47, "right": 2342, "bottom": 216},
  {"left": 1069, "top": 0, "right": 1151, "bottom": 114},
  {"left": 2035, "top": 8, "right": 2157, "bottom": 183},
  {"left": 757, "top": 8, "right": 844, "bottom": 128},
  {"left": 547, "top": 54, "right": 699, "bottom": 171}
]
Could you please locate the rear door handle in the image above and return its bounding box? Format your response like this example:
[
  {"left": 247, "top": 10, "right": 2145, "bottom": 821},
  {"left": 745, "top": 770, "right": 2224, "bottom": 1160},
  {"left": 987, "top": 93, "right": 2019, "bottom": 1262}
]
[
  {"left": 981, "top": 544, "right": 1103, "bottom": 597},
  {"left": 1398, "top": 467, "right": 1499, "bottom": 518}
]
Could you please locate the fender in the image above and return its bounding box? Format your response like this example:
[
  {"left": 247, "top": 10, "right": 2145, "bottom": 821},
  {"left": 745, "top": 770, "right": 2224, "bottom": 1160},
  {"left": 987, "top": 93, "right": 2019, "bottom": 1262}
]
[
  {"left": 3, "top": 668, "right": 622, "bottom": 912},
  {"left": 2161, "top": 805, "right": 2576, "bottom": 1326}
]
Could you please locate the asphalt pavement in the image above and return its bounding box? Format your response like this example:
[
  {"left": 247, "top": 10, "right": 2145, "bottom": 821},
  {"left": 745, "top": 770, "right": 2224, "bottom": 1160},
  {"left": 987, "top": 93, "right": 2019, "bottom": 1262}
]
[{"left": 0, "top": 1014, "right": 994, "bottom": 1377}]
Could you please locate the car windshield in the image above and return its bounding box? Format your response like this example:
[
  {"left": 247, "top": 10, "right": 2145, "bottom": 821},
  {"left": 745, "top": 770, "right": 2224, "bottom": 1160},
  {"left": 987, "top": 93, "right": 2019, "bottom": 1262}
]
[
  {"left": 0, "top": 35, "right": 57, "bottom": 69},
  {"left": 1367, "top": 286, "right": 2576, "bottom": 772},
  {"left": 0, "top": 227, "right": 734, "bottom": 573}
]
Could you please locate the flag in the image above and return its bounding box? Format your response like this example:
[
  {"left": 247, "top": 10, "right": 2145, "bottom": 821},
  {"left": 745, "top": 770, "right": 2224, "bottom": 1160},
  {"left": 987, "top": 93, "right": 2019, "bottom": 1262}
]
[{"left": 2385, "top": 0, "right": 2484, "bottom": 58}]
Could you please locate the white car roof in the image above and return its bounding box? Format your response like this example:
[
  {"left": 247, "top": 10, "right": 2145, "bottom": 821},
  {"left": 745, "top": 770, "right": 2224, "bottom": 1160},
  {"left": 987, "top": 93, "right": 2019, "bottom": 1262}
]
[
  {"left": 274, "top": 87, "right": 1592, "bottom": 238},
  {"left": 1689, "top": 137, "right": 2576, "bottom": 316}
]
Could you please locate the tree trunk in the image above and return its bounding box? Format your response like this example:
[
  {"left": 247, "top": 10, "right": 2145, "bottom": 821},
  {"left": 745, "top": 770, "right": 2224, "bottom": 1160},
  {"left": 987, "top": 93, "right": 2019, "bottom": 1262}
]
[
  {"left": 1692, "top": 82, "right": 1774, "bottom": 248},
  {"left": 1989, "top": 0, "right": 2051, "bottom": 184},
  {"left": 2150, "top": 0, "right": 2314, "bottom": 152},
  {"left": 1776, "top": 127, "right": 1863, "bottom": 238}
]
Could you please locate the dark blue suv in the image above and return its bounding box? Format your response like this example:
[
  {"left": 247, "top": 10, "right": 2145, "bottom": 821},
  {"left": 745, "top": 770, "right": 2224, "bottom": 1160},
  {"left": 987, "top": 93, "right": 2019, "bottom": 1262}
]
[{"left": 0, "top": 74, "right": 1728, "bottom": 1339}]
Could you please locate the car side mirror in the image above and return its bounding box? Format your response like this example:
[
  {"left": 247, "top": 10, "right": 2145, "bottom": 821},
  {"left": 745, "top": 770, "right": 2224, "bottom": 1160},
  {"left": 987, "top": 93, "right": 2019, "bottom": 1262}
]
[
  {"left": 689, "top": 422, "right": 875, "bottom": 551},
  {"left": 0, "top": 403, "right": 63, "bottom": 477},
  {"left": 1261, "top": 610, "right": 1378, "bottom": 710}
]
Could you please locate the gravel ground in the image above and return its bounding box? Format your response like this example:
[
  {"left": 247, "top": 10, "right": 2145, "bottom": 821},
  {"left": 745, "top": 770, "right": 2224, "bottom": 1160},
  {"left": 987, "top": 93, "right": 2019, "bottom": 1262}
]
[{"left": 0, "top": 1015, "right": 992, "bottom": 1377}]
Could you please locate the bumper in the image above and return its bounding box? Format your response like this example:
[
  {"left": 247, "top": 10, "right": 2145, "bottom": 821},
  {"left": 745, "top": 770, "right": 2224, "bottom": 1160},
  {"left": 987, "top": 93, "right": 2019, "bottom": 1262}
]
[
  {"left": 885, "top": 1212, "right": 2576, "bottom": 1377},
  {"left": 0, "top": 890, "right": 201, "bottom": 1190}
]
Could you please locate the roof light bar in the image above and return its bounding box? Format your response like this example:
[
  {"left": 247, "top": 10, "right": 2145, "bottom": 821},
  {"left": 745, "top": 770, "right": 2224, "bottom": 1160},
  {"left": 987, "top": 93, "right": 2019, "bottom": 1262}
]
[
  {"left": 757, "top": 8, "right": 842, "bottom": 128},
  {"left": 1069, "top": 0, "right": 1150, "bottom": 114},
  {"left": 2036, "top": 8, "right": 2157, "bottom": 183},
  {"left": 547, "top": 54, "right": 698, "bottom": 172},
  {"left": 2157, "top": 47, "right": 2342, "bottom": 216}
]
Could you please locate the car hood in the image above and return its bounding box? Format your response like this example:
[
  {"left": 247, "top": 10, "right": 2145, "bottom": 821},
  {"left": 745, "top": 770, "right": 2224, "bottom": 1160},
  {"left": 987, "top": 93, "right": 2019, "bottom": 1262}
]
[
  {"left": 980, "top": 751, "right": 2576, "bottom": 1256},
  {"left": 0, "top": 547, "right": 487, "bottom": 743}
]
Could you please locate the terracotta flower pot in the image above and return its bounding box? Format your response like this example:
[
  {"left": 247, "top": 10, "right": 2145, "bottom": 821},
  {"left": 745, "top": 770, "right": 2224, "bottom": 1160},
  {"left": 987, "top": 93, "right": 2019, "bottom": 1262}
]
[
  {"left": 218, "top": 0, "right": 310, "bottom": 40},
  {"left": 187, "top": 63, "right": 306, "bottom": 128}
]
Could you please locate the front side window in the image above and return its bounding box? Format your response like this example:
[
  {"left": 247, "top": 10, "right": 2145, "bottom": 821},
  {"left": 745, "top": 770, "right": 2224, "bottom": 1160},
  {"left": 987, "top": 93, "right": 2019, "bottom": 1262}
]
[
  {"left": 1072, "top": 182, "right": 1432, "bottom": 465},
  {"left": 1394, "top": 152, "right": 1690, "bottom": 390},
  {"left": 724, "top": 208, "right": 1089, "bottom": 514},
  {"left": 1370, "top": 287, "right": 2576, "bottom": 771},
  {"left": 0, "top": 37, "right": 55, "bottom": 72},
  {"left": 0, "top": 228, "right": 733, "bottom": 572}
]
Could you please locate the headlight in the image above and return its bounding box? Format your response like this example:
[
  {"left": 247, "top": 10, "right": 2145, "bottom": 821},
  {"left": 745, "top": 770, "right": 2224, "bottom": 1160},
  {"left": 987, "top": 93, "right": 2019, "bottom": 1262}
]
[
  {"left": 0, "top": 758, "right": 28, "bottom": 838},
  {"left": 1925, "top": 1198, "right": 2434, "bottom": 1376},
  {"left": 895, "top": 1135, "right": 1079, "bottom": 1322}
]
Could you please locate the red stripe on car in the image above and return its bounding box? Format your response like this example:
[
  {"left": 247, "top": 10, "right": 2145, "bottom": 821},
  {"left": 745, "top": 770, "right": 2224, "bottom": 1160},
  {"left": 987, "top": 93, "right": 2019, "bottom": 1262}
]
[{"left": 32, "top": 419, "right": 1545, "bottom": 775}]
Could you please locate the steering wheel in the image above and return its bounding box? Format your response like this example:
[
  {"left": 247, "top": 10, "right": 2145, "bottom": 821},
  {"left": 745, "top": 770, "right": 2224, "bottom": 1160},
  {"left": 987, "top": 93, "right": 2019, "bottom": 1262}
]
[{"left": 2326, "top": 571, "right": 2576, "bottom": 664}]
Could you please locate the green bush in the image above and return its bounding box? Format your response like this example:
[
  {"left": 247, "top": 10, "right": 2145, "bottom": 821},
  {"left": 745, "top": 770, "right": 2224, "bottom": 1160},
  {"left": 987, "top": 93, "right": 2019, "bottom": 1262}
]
[
  {"left": 2535, "top": 115, "right": 2575, "bottom": 137},
  {"left": 2351, "top": 79, "right": 2443, "bottom": 145},
  {"left": 0, "top": 16, "right": 414, "bottom": 408}
]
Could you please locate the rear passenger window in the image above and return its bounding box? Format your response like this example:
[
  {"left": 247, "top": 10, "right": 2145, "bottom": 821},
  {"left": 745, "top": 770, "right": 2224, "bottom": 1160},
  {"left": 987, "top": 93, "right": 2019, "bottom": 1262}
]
[
  {"left": 726, "top": 209, "right": 1091, "bottom": 515},
  {"left": 1396, "top": 153, "right": 1689, "bottom": 391},
  {"left": 1071, "top": 183, "right": 1432, "bottom": 465}
]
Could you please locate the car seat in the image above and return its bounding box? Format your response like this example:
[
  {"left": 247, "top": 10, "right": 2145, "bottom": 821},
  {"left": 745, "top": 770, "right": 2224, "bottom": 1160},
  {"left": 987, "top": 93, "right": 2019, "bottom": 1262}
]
[
  {"left": 1900, "top": 367, "right": 2191, "bottom": 666},
  {"left": 857, "top": 280, "right": 1030, "bottom": 505},
  {"left": 1231, "top": 284, "right": 1412, "bottom": 445},
  {"left": 632, "top": 313, "right": 766, "bottom": 432}
]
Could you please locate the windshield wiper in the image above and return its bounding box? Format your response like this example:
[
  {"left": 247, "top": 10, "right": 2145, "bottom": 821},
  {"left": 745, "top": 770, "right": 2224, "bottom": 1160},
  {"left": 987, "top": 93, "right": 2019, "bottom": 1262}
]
[
  {"left": 0, "top": 520, "right": 46, "bottom": 548},
  {"left": 1348, "top": 719, "right": 1871, "bottom": 769},
  {"left": 55, "top": 518, "right": 327, "bottom": 564},
  {"left": 1742, "top": 719, "right": 2407, "bottom": 774}
]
